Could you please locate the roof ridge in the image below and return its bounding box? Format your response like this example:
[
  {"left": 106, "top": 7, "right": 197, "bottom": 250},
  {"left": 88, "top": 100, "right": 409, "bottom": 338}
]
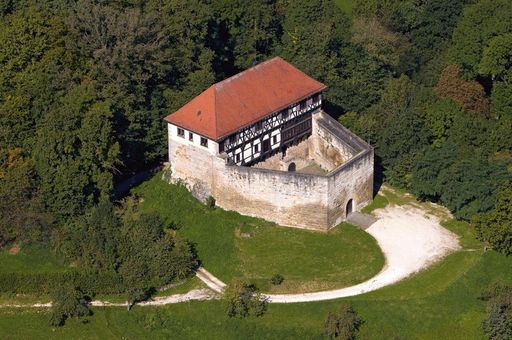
[
  {"left": 164, "top": 56, "right": 326, "bottom": 141},
  {"left": 214, "top": 56, "right": 281, "bottom": 89}
]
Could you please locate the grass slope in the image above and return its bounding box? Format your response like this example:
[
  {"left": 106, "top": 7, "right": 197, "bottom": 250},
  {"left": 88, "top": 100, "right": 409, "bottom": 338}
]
[
  {"left": 132, "top": 175, "right": 384, "bottom": 293},
  {"left": 0, "top": 244, "right": 67, "bottom": 274},
  {"left": 1, "top": 250, "right": 510, "bottom": 339},
  {"left": 1, "top": 180, "right": 510, "bottom": 338}
]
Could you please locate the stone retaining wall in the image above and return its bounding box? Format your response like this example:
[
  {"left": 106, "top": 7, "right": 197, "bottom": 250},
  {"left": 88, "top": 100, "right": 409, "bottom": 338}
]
[{"left": 167, "top": 111, "right": 373, "bottom": 231}]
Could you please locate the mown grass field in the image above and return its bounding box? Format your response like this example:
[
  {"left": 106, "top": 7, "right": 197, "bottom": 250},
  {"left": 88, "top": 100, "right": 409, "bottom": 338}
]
[
  {"left": 2, "top": 176, "right": 510, "bottom": 339},
  {"left": 1, "top": 249, "right": 510, "bottom": 339},
  {"left": 132, "top": 175, "right": 384, "bottom": 293},
  {"left": 0, "top": 244, "right": 67, "bottom": 274}
]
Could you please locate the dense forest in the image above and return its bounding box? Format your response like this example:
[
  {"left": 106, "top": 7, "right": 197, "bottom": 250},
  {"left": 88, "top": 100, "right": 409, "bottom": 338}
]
[{"left": 0, "top": 0, "right": 511, "bottom": 296}]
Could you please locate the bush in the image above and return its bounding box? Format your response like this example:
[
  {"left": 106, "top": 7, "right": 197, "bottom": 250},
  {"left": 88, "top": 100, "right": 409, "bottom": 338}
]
[
  {"left": 481, "top": 283, "right": 512, "bottom": 340},
  {"left": 224, "top": 280, "right": 268, "bottom": 318},
  {"left": 206, "top": 196, "right": 216, "bottom": 209},
  {"left": 0, "top": 271, "right": 125, "bottom": 295},
  {"left": 270, "top": 274, "right": 284, "bottom": 285},
  {"left": 49, "top": 284, "right": 90, "bottom": 327},
  {"left": 324, "top": 304, "right": 363, "bottom": 339}
]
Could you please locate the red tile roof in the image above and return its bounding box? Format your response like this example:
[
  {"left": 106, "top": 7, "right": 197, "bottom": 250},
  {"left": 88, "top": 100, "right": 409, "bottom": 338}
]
[{"left": 164, "top": 57, "right": 327, "bottom": 141}]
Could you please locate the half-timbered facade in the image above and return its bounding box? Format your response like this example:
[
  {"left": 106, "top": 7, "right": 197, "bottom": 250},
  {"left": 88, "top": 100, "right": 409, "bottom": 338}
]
[
  {"left": 165, "top": 56, "right": 326, "bottom": 166},
  {"left": 219, "top": 92, "right": 321, "bottom": 166}
]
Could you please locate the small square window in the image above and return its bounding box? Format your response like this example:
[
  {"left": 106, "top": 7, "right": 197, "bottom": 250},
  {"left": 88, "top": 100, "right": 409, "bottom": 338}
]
[
  {"left": 189, "top": 132, "right": 193, "bottom": 141},
  {"left": 200, "top": 137, "right": 208, "bottom": 147},
  {"left": 254, "top": 144, "right": 259, "bottom": 153},
  {"left": 177, "top": 128, "right": 185, "bottom": 137}
]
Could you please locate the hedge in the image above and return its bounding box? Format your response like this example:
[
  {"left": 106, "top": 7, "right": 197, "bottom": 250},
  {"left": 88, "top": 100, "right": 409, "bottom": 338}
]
[{"left": 0, "top": 271, "right": 125, "bottom": 296}]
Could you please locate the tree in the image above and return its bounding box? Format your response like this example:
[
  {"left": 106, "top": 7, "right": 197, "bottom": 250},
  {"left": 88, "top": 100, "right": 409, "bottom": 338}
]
[
  {"left": 351, "top": 16, "right": 410, "bottom": 71},
  {"left": 435, "top": 65, "right": 489, "bottom": 114},
  {"left": 423, "top": 98, "right": 463, "bottom": 147},
  {"left": 33, "top": 84, "right": 118, "bottom": 219},
  {"left": 0, "top": 148, "right": 51, "bottom": 245},
  {"left": 224, "top": 280, "right": 267, "bottom": 317},
  {"left": 324, "top": 304, "right": 363, "bottom": 339},
  {"left": 480, "top": 33, "right": 512, "bottom": 81},
  {"left": 52, "top": 201, "right": 120, "bottom": 274},
  {"left": 473, "top": 181, "right": 512, "bottom": 255},
  {"left": 278, "top": 0, "right": 388, "bottom": 113},
  {"left": 212, "top": 0, "right": 281, "bottom": 70},
  {"left": 118, "top": 212, "right": 195, "bottom": 309},
  {"left": 491, "top": 79, "right": 512, "bottom": 118},
  {"left": 449, "top": 0, "right": 512, "bottom": 78},
  {"left": 49, "top": 284, "right": 90, "bottom": 327},
  {"left": 410, "top": 144, "right": 458, "bottom": 202},
  {"left": 480, "top": 283, "right": 512, "bottom": 340}
]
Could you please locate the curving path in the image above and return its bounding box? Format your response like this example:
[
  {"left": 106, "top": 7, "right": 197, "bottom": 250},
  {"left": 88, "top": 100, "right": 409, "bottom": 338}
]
[
  {"left": 2, "top": 205, "right": 460, "bottom": 308},
  {"left": 196, "top": 205, "right": 461, "bottom": 303}
]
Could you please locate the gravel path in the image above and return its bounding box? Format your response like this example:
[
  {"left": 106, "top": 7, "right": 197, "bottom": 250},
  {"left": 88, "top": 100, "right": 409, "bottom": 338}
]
[
  {"left": 195, "top": 205, "right": 460, "bottom": 303},
  {"left": 265, "top": 205, "right": 460, "bottom": 302},
  {"left": 2, "top": 204, "right": 460, "bottom": 308}
]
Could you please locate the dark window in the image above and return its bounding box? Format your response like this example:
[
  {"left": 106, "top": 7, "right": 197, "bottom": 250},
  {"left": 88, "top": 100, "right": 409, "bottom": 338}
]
[
  {"left": 300, "top": 101, "right": 306, "bottom": 110},
  {"left": 272, "top": 135, "right": 277, "bottom": 144},
  {"left": 282, "top": 109, "right": 289, "bottom": 119},
  {"left": 189, "top": 132, "right": 193, "bottom": 141},
  {"left": 254, "top": 144, "right": 259, "bottom": 153},
  {"left": 229, "top": 134, "right": 238, "bottom": 144},
  {"left": 236, "top": 153, "right": 241, "bottom": 162},
  {"left": 313, "top": 93, "right": 320, "bottom": 103},
  {"left": 177, "top": 128, "right": 185, "bottom": 137},
  {"left": 255, "top": 121, "right": 263, "bottom": 131},
  {"left": 200, "top": 137, "right": 208, "bottom": 147},
  {"left": 263, "top": 139, "right": 270, "bottom": 152}
]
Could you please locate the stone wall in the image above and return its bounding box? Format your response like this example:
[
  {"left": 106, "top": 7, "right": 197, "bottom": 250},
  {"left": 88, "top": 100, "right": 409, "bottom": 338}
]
[
  {"left": 310, "top": 111, "right": 356, "bottom": 170},
  {"left": 167, "top": 110, "right": 374, "bottom": 231},
  {"left": 213, "top": 165, "right": 329, "bottom": 230}
]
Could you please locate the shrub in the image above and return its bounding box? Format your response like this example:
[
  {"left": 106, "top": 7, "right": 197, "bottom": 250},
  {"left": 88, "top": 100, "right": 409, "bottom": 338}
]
[
  {"left": 270, "top": 274, "right": 284, "bottom": 285},
  {"left": 49, "top": 284, "right": 90, "bottom": 327},
  {"left": 324, "top": 304, "right": 363, "bottom": 339},
  {"left": 224, "top": 280, "right": 268, "bottom": 318},
  {"left": 481, "top": 283, "right": 512, "bottom": 340},
  {"left": 0, "top": 271, "right": 124, "bottom": 295},
  {"left": 206, "top": 196, "right": 216, "bottom": 209}
]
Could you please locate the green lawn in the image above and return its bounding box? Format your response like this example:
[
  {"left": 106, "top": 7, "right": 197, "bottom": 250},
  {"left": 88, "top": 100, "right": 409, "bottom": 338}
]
[
  {"left": 0, "top": 244, "right": 67, "bottom": 274},
  {"left": 361, "top": 193, "right": 389, "bottom": 214},
  {"left": 132, "top": 174, "right": 384, "bottom": 293},
  {"left": 1, "top": 250, "right": 510, "bottom": 339},
  {"left": 1, "top": 178, "right": 510, "bottom": 339}
]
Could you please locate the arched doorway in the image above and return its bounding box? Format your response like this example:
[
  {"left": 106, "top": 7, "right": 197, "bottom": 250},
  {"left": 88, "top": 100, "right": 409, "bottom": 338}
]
[
  {"left": 346, "top": 199, "right": 353, "bottom": 217},
  {"left": 288, "top": 162, "right": 296, "bottom": 172}
]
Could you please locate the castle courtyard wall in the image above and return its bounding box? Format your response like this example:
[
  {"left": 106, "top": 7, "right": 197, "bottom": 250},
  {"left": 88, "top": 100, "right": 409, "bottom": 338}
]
[{"left": 167, "top": 111, "right": 374, "bottom": 231}]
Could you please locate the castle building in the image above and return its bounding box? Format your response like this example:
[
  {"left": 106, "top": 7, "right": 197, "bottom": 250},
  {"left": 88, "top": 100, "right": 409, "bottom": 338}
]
[{"left": 165, "top": 57, "right": 374, "bottom": 231}]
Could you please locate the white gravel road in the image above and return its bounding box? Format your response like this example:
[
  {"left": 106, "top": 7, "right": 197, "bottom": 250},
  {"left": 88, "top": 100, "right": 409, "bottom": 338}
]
[{"left": 264, "top": 205, "right": 460, "bottom": 303}]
